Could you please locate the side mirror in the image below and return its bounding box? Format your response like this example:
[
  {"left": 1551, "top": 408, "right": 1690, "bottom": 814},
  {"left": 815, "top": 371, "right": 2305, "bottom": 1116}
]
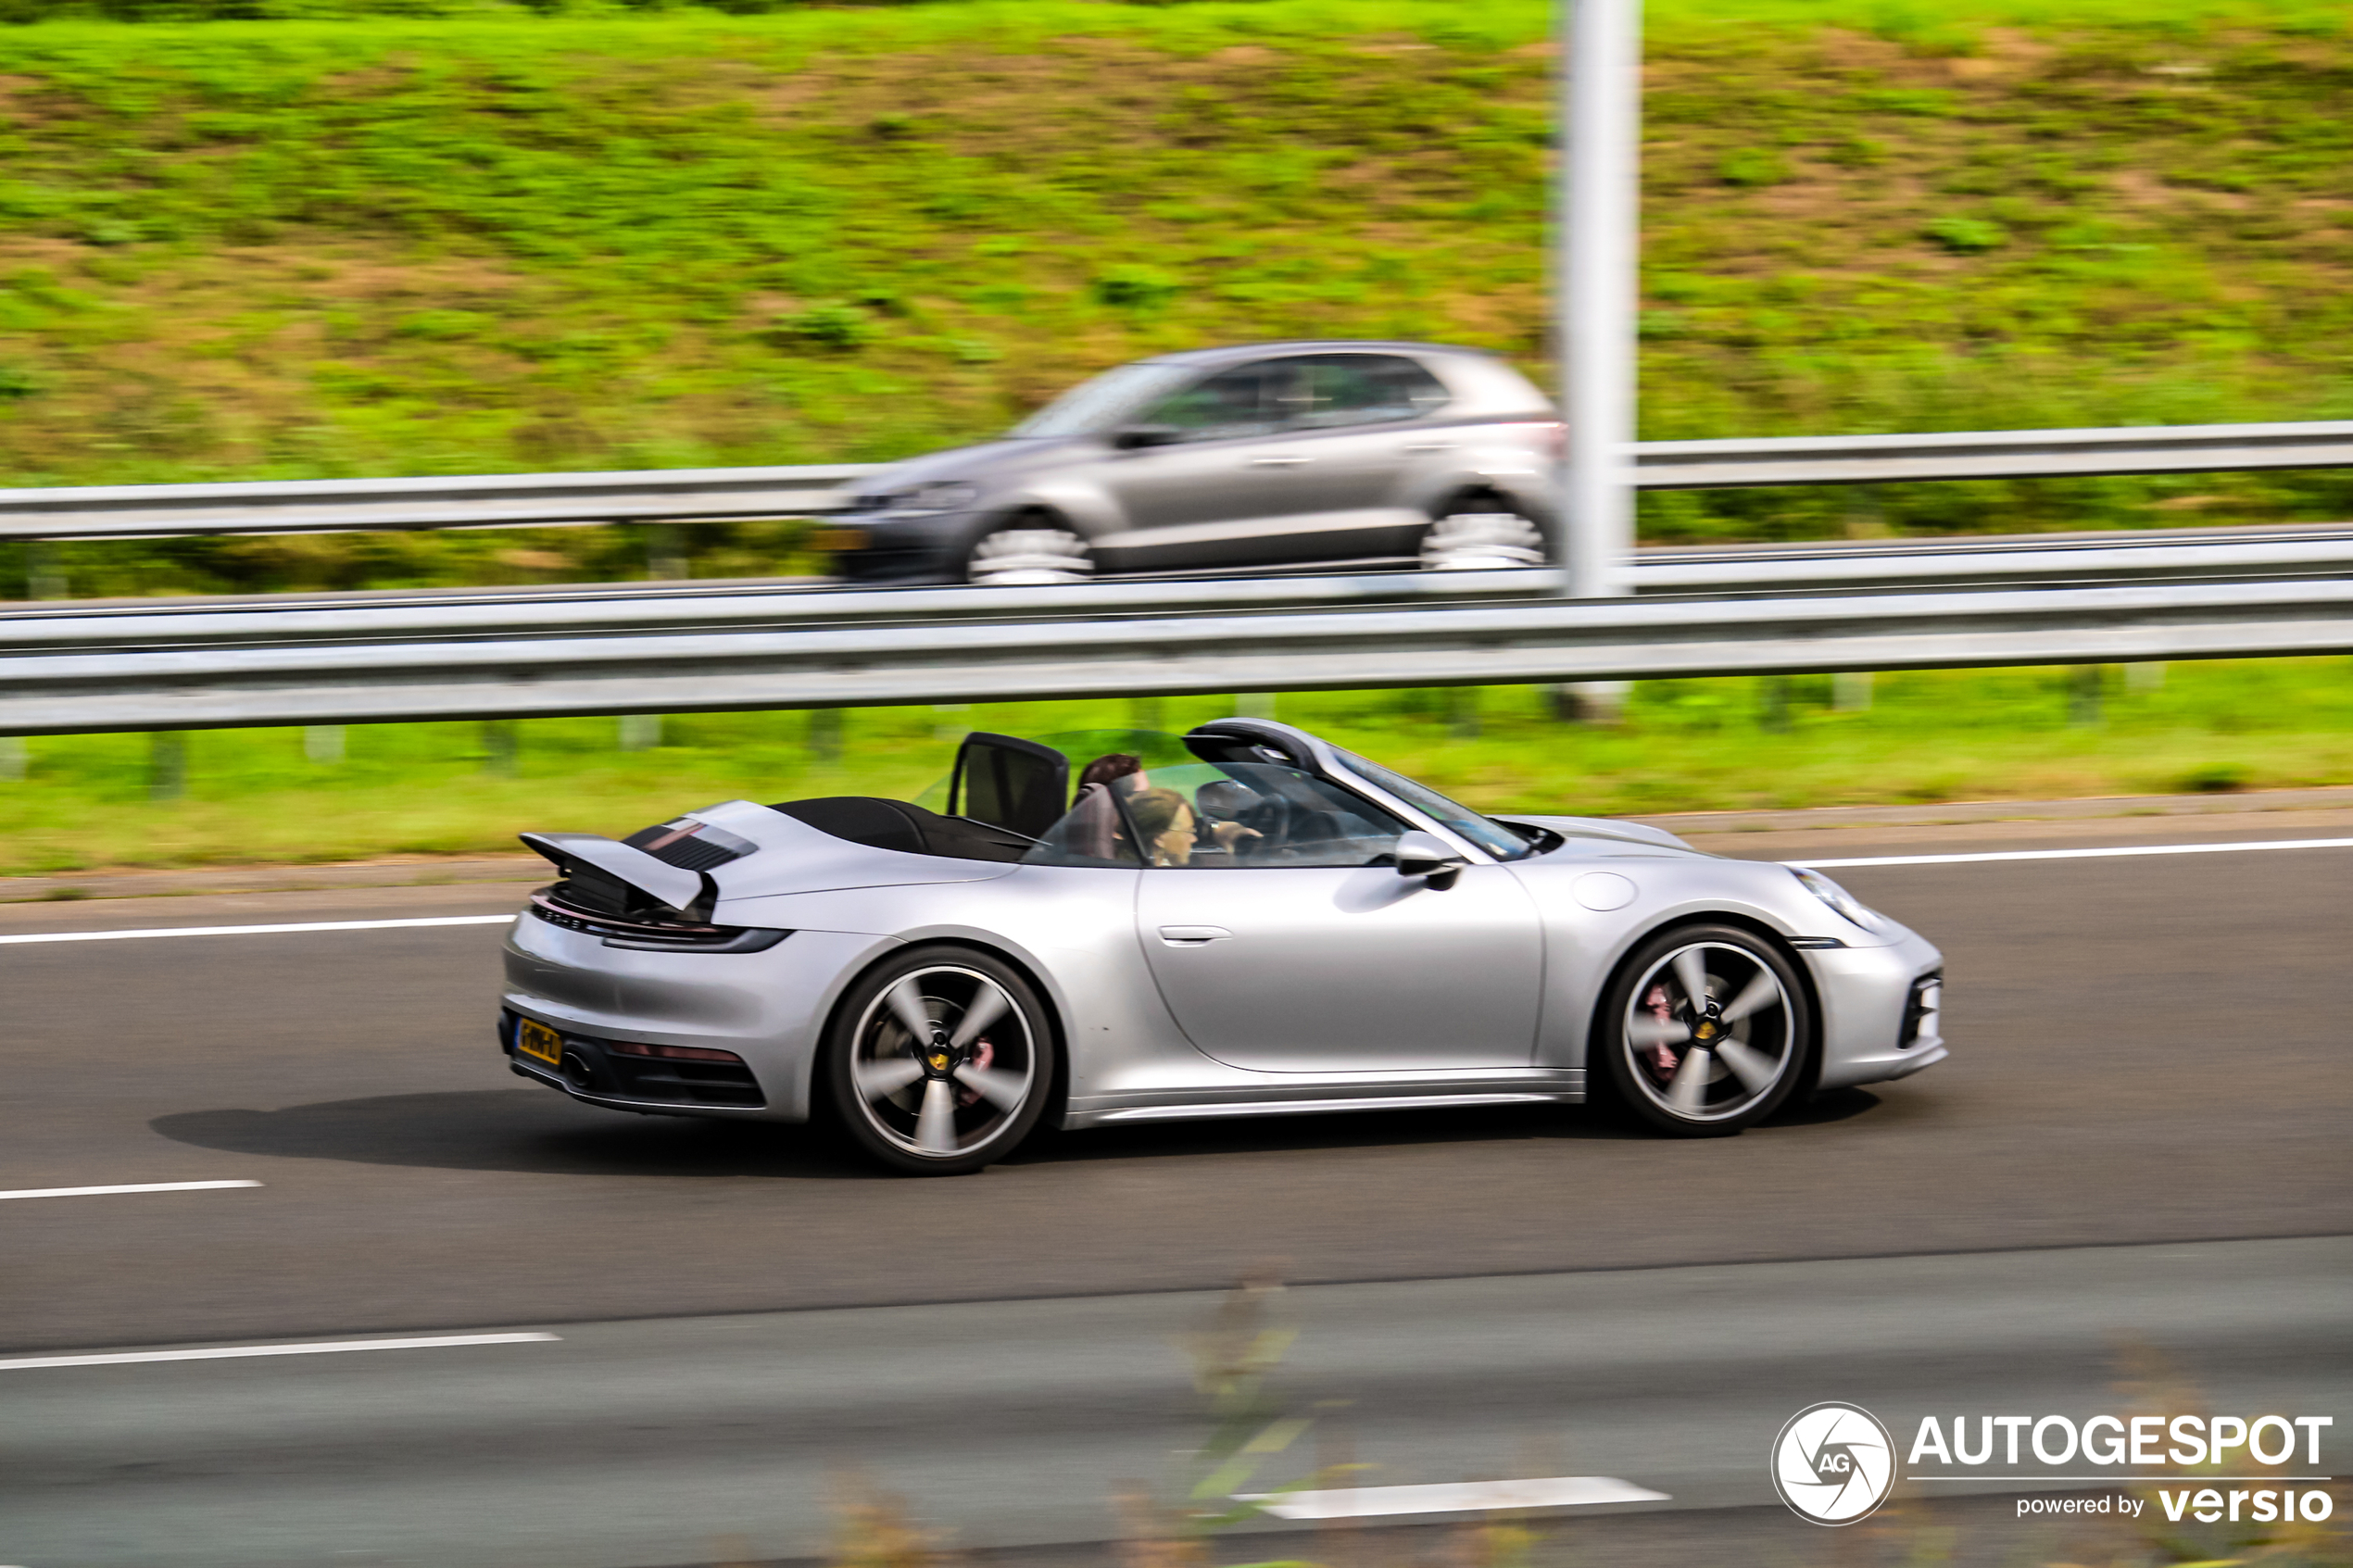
[
  {"left": 1111, "top": 424, "right": 1182, "bottom": 451},
  {"left": 1394, "top": 830, "right": 1468, "bottom": 890}
]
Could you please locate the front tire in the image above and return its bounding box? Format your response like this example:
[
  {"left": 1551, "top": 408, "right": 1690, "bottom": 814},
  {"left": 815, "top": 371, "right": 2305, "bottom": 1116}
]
[
  {"left": 824, "top": 946, "right": 1053, "bottom": 1175},
  {"left": 1595, "top": 923, "right": 1811, "bottom": 1137},
  {"left": 964, "top": 521, "right": 1094, "bottom": 585}
]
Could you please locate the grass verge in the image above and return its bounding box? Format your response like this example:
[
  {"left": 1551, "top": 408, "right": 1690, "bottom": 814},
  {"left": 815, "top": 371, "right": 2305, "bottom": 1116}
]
[
  {"left": 4, "top": 657, "right": 2350, "bottom": 875},
  {"left": 0, "top": 0, "right": 2346, "bottom": 597}
]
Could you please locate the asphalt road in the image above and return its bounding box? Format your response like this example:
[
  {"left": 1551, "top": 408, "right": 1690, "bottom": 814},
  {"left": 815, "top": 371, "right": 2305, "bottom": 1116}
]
[{"left": 4, "top": 821, "right": 2349, "bottom": 1564}]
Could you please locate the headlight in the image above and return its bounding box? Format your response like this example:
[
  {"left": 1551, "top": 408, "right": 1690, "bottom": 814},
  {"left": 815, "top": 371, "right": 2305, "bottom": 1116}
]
[
  {"left": 900, "top": 482, "right": 978, "bottom": 513},
  {"left": 1791, "top": 866, "right": 1886, "bottom": 935}
]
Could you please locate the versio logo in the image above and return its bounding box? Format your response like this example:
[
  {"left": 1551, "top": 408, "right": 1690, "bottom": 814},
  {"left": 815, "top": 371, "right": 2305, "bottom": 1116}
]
[{"left": 1773, "top": 1402, "right": 1897, "bottom": 1524}]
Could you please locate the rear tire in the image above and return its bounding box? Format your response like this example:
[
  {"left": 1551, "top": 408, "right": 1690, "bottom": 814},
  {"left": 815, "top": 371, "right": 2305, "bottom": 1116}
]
[
  {"left": 1593, "top": 923, "right": 1811, "bottom": 1137},
  {"left": 1419, "top": 504, "right": 1545, "bottom": 571},
  {"left": 824, "top": 945, "right": 1054, "bottom": 1175}
]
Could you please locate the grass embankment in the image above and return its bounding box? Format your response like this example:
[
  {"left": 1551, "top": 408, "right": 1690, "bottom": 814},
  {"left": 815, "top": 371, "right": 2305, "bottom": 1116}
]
[
  {"left": 0, "top": 0, "right": 2347, "bottom": 597},
  {"left": 7, "top": 657, "right": 2352, "bottom": 876}
]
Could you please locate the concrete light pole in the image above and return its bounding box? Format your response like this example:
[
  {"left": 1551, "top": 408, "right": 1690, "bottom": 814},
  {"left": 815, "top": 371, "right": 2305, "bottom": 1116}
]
[{"left": 1556, "top": 0, "right": 1641, "bottom": 602}]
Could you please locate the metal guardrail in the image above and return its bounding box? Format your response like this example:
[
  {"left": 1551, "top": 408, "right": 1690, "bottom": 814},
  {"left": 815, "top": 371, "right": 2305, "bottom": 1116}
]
[
  {"left": 3, "top": 421, "right": 2349, "bottom": 542},
  {"left": 0, "top": 465, "right": 873, "bottom": 543},
  {"left": 5, "top": 575, "right": 2350, "bottom": 734},
  {"left": 7, "top": 521, "right": 2353, "bottom": 654},
  {"left": 1629, "top": 420, "right": 2353, "bottom": 489}
]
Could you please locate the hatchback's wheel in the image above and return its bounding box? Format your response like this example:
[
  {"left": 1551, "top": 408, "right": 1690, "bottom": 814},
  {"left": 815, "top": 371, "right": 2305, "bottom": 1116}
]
[
  {"left": 825, "top": 947, "right": 1052, "bottom": 1175},
  {"left": 1596, "top": 924, "right": 1810, "bottom": 1136},
  {"left": 964, "top": 524, "right": 1094, "bottom": 585},
  {"left": 1418, "top": 508, "right": 1546, "bottom": 571}
]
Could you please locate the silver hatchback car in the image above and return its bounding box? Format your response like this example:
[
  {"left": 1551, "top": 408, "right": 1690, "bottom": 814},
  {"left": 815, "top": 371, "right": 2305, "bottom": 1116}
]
[{"left": 829, "top": 342, "right": 1562, "bottom": 584}]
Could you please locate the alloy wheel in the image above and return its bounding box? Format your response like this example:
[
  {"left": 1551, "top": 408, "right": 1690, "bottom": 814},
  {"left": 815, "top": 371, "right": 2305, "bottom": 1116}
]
[
  {"left": 1419, "top": 510, "right": 1545, "bottom": 571},
  {"left": 847, "top": 963, "right": 1038, "bottom": 1161},
  {"left": 1620, "top": 941, "right": 1795, "bottom": 1125},
  {"left": 966, "top": 527, "right": 1094, "bottom": 585}
]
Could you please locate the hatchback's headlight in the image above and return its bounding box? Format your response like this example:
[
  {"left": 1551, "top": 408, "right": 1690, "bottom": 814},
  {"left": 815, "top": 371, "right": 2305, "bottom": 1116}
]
[
  {"left": 1791, "top": 866, "right": 1886, "bottom": 935},
  {"left": 901, "top": 482, "right": 978, "bottom": 513}
]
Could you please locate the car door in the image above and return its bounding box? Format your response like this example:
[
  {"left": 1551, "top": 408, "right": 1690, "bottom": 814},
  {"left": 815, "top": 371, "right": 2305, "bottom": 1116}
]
[
  {"left": 1130, "top": 764, "right": 1543, "bottom": 1073},
  {"left": 1254, "top": 352, "right": 1460, "bottom": 563},
  {"left": 1095, "top": 359, "right": 1327, "bottom": 571}
]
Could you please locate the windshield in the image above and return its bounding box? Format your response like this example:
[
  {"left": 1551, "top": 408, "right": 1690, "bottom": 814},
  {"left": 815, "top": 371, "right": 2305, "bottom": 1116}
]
[
  {"left": 1007, "top": 362, "right": 1195, "bottom": 438},
  {"left": 1333, "top": 748, "right": 1535, "bottom": 861}
]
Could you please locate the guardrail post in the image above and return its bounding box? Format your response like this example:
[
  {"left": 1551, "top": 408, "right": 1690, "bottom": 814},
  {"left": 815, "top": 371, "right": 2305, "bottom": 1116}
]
[
  {"left": 148, "top": 732, "right": 185, "bottom": 801},
  {"left": 0, "top": 735, "right": 24, "bottom": 783},
  {"left": 646, "top": 524, "right": 688, "bottom": 582},
  {"left": 618, "top": 714, "right": 661, "bottom": 751},
  {"left": 809, "top": 707, "right": 842, "bottom": 763},
  {"left": 481, "top": 720, "right": 519, "bottom": 776},
  {"left": 304, "top": 725, "right": 346, "bottom": 765},
  {"left": 1833, "top": 671, "right": 1874, "bottom": 711},
  {"left": 28, "top": 541, "right": 66, "bottom": 599},
  {"left": 2069, "top": 664, "right": 2106, "bottom": 727}
]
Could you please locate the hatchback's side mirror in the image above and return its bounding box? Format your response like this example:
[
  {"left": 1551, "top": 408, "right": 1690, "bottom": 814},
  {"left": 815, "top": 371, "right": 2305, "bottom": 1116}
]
[
  {"left": 1111, "top": 424, "right": 1182, "bottom": 451},
  {"left": 1393, "top": 831, "right": 1469, "bottom": 890}
]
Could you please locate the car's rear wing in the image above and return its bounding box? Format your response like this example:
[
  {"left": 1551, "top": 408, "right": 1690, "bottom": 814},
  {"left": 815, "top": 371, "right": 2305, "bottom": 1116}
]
[{"left": 519, "top": 832, "right": 711, "bottom": 922}]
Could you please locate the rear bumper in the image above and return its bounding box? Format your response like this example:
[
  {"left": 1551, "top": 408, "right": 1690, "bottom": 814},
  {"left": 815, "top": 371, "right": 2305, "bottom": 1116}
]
[
  {"left": 501, "top": 912, "right": 899, "bottom": 1123},
  {"left": 830, "top": 511, "right": 975, "bottom": 583},
  {"left": 499, "top": 1009, "right": 769, "bottom": 1116}
]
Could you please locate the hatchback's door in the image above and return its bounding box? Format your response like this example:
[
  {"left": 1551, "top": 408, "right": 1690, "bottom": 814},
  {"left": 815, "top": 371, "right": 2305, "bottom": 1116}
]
[{"left": 1095, "top": 359, "right": 1326, "bottom": 571}]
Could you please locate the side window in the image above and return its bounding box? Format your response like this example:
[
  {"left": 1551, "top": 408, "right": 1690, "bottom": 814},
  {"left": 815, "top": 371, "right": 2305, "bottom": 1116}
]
[
  {"left": 1141, "top": 362, "right": 1293, "bottom": 444},
  {"left": 1025, "top": 761, "right": 1409, "bottom": 870},
  {"left": 1287, "top": 354, "right": 1452, "bottom": 432}
]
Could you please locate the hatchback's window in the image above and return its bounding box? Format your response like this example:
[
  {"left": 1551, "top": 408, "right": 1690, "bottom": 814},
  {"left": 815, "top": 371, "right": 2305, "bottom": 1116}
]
[
  {"left": 1287, "top": 354, "right": 1452, "bottom": 431},
  {"left": 1009, "top": 361, "right": 1193, "bottom": 438},
  {"left": 1024, "top": 761, "right": 1409, "bottom": 870},
  {"left": 1140, "top": 363, "right": 1293, "bottom": 444},
  {"left": 1333, "top": 748, "right": 1533, "bottom": 861}
]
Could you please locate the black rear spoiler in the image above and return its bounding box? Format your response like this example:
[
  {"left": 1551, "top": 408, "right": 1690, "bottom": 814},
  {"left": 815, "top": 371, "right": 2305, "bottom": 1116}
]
[{"left": 519, "top": 832, "right": 712, "bottom": 922}]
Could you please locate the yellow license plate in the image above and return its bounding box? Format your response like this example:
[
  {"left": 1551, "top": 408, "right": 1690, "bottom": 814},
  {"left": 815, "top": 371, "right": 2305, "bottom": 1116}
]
[{"left": 516, "top": 1018, "right": 563, "bottom": 1068}]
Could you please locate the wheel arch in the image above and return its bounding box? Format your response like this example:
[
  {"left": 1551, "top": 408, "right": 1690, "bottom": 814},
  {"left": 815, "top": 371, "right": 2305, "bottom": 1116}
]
[
  {"left": 822, "top": 934, "right": 1073, "bottom": 1128},
  {"left": 1587, "top": 910, "right": 1828, "bottom": 1097}
]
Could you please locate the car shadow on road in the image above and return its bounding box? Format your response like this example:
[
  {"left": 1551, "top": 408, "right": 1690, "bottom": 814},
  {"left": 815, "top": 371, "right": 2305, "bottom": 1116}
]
[
  {"left": 153, "top": 1085, "right": 1888, "bottom": 1179},
  {"left": 151, "top": 1089, "right": 868, "bottom": 1180}
]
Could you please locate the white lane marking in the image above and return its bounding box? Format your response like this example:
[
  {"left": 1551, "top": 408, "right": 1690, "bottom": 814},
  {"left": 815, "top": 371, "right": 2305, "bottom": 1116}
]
[
  {"left": 1239, "top": 1475, "right": 1669, "bottom": 1520},
  {"left": 1791, "top": 835, "right": 2353, "bottom": 870},
  {"left": 0, "top": 1180, "right": 261, "bottom": 1201},
  {"left": 0, "top": 914, "right": 514, "bottom": 947},
  {"left": 0, "top": 1332, "right": 560, "bottom": 1372}
]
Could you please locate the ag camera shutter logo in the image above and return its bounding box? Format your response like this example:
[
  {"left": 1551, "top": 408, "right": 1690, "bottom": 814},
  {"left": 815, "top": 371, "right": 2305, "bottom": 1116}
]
[{"left": 1772, "top": 1402, "right": 1897, "bottom": 1524}]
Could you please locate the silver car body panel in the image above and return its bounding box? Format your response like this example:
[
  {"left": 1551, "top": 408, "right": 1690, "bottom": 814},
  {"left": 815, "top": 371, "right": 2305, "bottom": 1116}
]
[{"left": 500, "top": 724, "right": 1945, "bottom": 1135}]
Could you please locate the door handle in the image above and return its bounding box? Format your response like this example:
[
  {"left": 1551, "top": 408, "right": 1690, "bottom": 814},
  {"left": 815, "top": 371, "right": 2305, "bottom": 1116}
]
[
  {"left": 1158, "top": 925, "right": 1234, "bottom": 946},
  {"left": 1248, "top": 456, "right": 1311, "bottom": 468}
]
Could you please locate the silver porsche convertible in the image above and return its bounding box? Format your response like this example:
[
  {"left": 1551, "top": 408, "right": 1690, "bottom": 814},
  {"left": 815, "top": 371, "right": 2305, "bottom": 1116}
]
[{"left": 500, "top": 720, "right": 1945, "bottom": 1174}]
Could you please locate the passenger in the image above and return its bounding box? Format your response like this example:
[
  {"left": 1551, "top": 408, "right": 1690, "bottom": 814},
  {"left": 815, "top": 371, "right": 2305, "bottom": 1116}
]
[
  {"left": 1126, "top": 784, "right": 1197, "bottom": 867},
  {"left": 1068, "top": 754, "right": 1142, "bottom": 861}
]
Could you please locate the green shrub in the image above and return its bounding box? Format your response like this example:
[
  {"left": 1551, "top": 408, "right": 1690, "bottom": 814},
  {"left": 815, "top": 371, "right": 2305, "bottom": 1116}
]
[
  {"left": 1718, "top": 147, "right": 1790, "bottom": 188},
  {"left": 774, "top": 302, "right": 876, "bottom": 351},
  {"left": 1923, "top": 215, "right": 2010, "bottom": 253},
  {"left": 1091, "top": 264, "right": 1181, "bottom": 311}
]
